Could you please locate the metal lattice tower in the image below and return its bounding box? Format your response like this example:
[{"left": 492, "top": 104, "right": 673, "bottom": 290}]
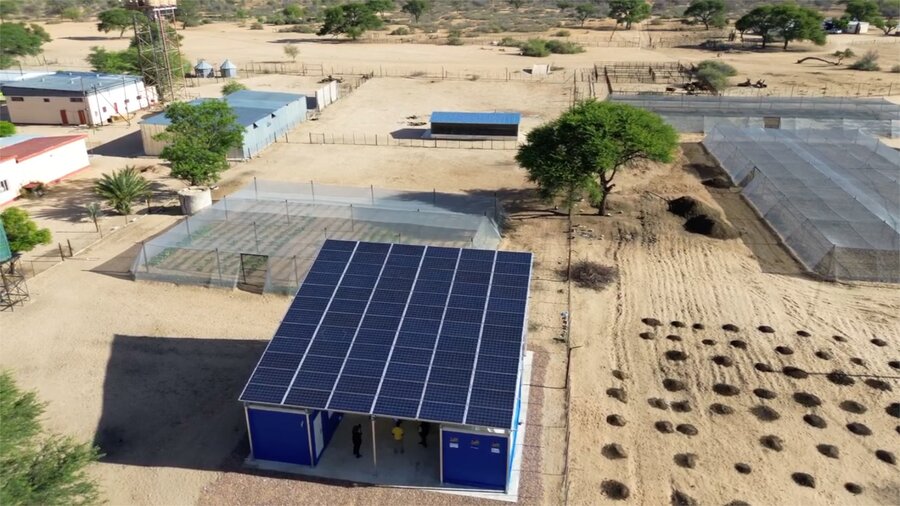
[
  {"left": 126, "top": 0, "right": 186, "bottom": 103},
  {"left": 0, "top": 258, "right": 29, "bottom": 312}
]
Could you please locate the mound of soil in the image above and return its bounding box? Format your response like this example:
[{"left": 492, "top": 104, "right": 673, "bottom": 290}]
[
  {"left": 710, "top": 403, "right": 734, "bottom": 415},
  {"left": 734, "top": 463, "right": 752, "bottom": 474},
  {"left": 870, "top": 338, "right": 887, "bottom": 347},
  {"left": 655, "top": 421, "right": 675, "bottom": 434},
  {"left": 783, "top": 366, "right": 809, "bottom": 379},
  {"left": 642, "top": 318, "right": 662, "bottom": 327},
  {"left": 775, "top": 346, "right": 794, "bottom": 355},
  {"left": 750, "top": 405, "right": 781, "bottom": 422},
  {"left": 667, "top": 196, "right": 737, "bottom": 239},
  {"left": 796, "top": 330, "right": 811, "bottom": 337},
  {"left": 864, "top": 379, "right": 892, "bottom": 391},
  {"left": 671, "top": 490, "right": 698, "bottom": 506},
  {"left": 889, "top": 360, "right": 900, "bottom": 370},
  {"left": 833, "top": 335, "right": 848, "bottom": 342},
  {"left": 712, "top": 355, "right": 734, "bottom": 367},
  {"left": 674, "top": 453, "right": 697, "bottom": 468},
  {"left": 875, "top": 449, "right": 896, "bottom": 465},
  {"left": 730, "top": 339, "right": 747, "bottom": 349},
  {"left": 845, "top": 483, "right": 864, "bottom": 495},
  {"left": 676, "top": 423, "right": 698, "bottom": 436},
  {"left": 803, "top": 414, "right": 828, "bottom": 429},
  {"left": 723, "top": 324, "right": 740, "bottom": 332},
  {"left": 850, "top": 357, "right": 867, "bottom": 367},
  {"left": 753, "top": 388, "right": 777, "bottom": 399},
  {"left": 665, "top": 334, "right": 682, "bottom": 342},
  {"left": 665, "top": 350, "right": 689, "bottom": 361},
  {"left": 886, "top": 402, "right": 900, "bottom": 418},
  {"left": 793, "top": 392, "right": 822, "bottom": 408},
  {"left": 663, "top": 379, "right": 687, "bottom": 392},
  {"left": 816, "top": 444, "right": 839, "bottom": 459},
  {"left": 701, "top": 339, "right": 716, "bottom": 346},
  {"left": 791, "top": 472, "right": 816, "bottom": 488},
  {"left": 814, "top": 350, "right": 832, "bottom": 360},
  {"left": 846, "top": 422, "right": 872, "bottom": 436},
  {"left": 639, "top": 332, "right": 655, "bottom": 340},
  {"left": 601, "top": 480, "right": 630, "bottom": 500},
  {"left": 692, "top": 323, "right": 705, "bottom": 330},
  {"left": 755, "top": 362, "right": 774, "bottom": 373},
  {"left": 671, "top": 321, "right": 686, "bottom": 328},
  {"left": 648, "top": 398, "right": 669, "bottom": 410},
  {"left": 612, "top": 370, "right": 628, "bottom": 380},
  {"left": 713, "top": 383, "right": 740, "bottom": 396},
  {"left": 602, "top": 443, "right": 628, "bottom": 460},
  {"left": 758, "top": 325, "right": 775, "bottom": 333},
  {"left": 671, "top": 400, "right": 692, "bottom": 413},
  {"left": 827, "top": 370, "right": 855, "bottom": 386},
  {"left": 607, "top": 414, "right": 627, "bottom": 427},
  {"left": 760, "top": 435, "right": 784, "bottom": 451},
  {"left": 607, "top": 388, "right": 628, "bottom": 403},
  {"left": 839, "top": 400, "right": 867, "bottom": 414}
]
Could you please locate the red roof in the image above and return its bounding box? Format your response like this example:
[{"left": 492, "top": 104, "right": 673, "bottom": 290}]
[{"left": 0, "top": 135, "right": 87, "bottom": 163}]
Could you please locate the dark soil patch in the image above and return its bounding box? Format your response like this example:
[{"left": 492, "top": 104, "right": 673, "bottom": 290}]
[
  {"left": 839, "top": 400, "right": 866, "bottom": 414},
  {"left": 814, "top": 350, "right": 832, "bottom": 360},
  {"left": 655, "top": 420, "right": 675, "bottom": 434},
  {"left": 648, "top": 398, "right": 669, "bottom": 410},
  {"left": 827, "top": 370, "right": 855, "bottom": 386},
  {"left": 710, "top": 403, "right": 734, "bottom": 415},
  {"left": 730, "top": 339, "right": 747, "bottom": 349},
  {"left": 671, "top": 490, "right": 698, "bottom": 506},
  {"left": 671, "top": 321, "right": 686, "bottom": 328},
  {"left": 775, "top": 346, "right": 794, "bottom": 355},
  {"left": 750, "top": 405, "right": 781, "bottom": 422},
  {"left": 601, "top": 480, "right": 630, "bottom": 500},
  {"left": 791, "top": 472, "right": 816, "bottom": 488},
  {"left": 734, "top": 463, "right": 752, "bottom": 474},
  {"left": 723, "top": 324, "right": 740, "bottom": 332},
  {"left": 833, "top": 335, "right": 847, "bottom": 342},
  {"left": 674, "top": 453, "right": 697, "bottom": 468},
  {"left": 758, "top": 325, "right": 775, "bottom": 333},
  {"left": 887, "top": 402, "right": 900, "bottom": 418},
  {"left": 602, "top": 443, "right": 628, "bottom": 460},
  {"left": 663, "top": 379, "right": 686, "bottom": 392},
  {"left": 725, "top": 501, "right": 750, "bottom": 506},
  {"left": 755, "top": 362, "right": 774, "bottom": 373},
  {"left": 796, "top": 330, "right": 811, "bottom": 337},
  {"left": 783, "top": 366, "right": 809, "bottom": 379},
  {"left": 816, "top": 444, "right": 839, "bottom": 459},
  {"left": 701, "top": 339, "right": 716, "bottom": 346},
  {"left": 612, "top": 370, "right": 628, "bottom": 380},
  {"left": 692, "top": 323, "right": 705, "bottom": 330},
  {"left": 760, "top": 435, "right": 784, "bottom": 451},
  {"left": 793, "top": 392, "right": 822, "bottom": 408},
  {"left": 875, "top": 450, "right": 896, "bottom": 465},
  {"left": 642, "top": 318, "right": 662, "bottom": 327},
  {"left": 753, "top": 388, "right": 777, "bottom": 399},
  {"left": 870, "top": 338, "right": 887, "bottom": 347},
  {"left": 703, "top": 176, "right": 732, "bottom": 188},
  {"left": 671, "top": 400, "right": 692, "bottom": 413},
  {"left": 803, "top": 414, "right": 828, "bottom": 429},
  {"left": 676, "top": 423, "right": 698, "bottom": 436},
  {"left": 713, "top": 383, "right": 740, "bottom": 396},
  {"left": 607, "top": 388, "right": 628, "bottom": 403},
  {"left": 847, "top": 422, "right": 872, "bottom": 436},
  {"left": 607, "top": 414, "right": 627, "bottom": 427},
  {"left": 668, "top": 196, "right": 738, "bottom": 239},
  {"left": 889, "top": 360, "right": 900, "bottom": 370},
  {"left": 712, "top": 355, "right": 734, "bottom": 367},
  {"left": 665, "top": 334, "right": 682, "bottom": 342},
  {"left": 850, "top": 357, "right": 866, "bottom": 367},
  {"left": 845, "top": 483, "right": 863, "bottom": 495},
  {"left": 864, "top": 379, "right": 892, "bottom": 391},
  {"left": 639, "top": 332, "right": 655, "bottom": 340}
]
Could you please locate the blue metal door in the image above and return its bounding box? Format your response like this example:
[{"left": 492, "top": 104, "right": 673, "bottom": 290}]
[{"left": 247, "top": 407, "right": 311, "bottom": 466}]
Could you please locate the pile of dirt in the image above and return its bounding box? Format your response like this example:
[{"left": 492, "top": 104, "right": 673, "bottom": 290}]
[{"left": 667, "top": 196, "right": 738, "bottom": 239}]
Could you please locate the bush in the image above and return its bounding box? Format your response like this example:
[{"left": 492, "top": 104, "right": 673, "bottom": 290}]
[
  {"left": 891, "top": 64, "right": 900, "bottom": 73},
  {"left": 545, "top": 39, "right": 584, "bottom": 54},
  {"left": 520, "top": 38, "right": 551, "bottom": 57},
  {"left": 697, "top": 60, "right": 737, "bottom": 77},
  {"left": 250, "top": 21, "right": 264, "bottom": 30},
  {"left": 568, "top": 260, "right": 618, "bottom": 290},
  {"left": 695, "top": 60, "right": 737, "bottom": 92},
  {"left": 221, "top": 80, "right": 248, "bottom": 95},
  {"left": 447, "top": 29, "right": 464, "bottom": 45},
  {"left": 0, "top": 120, "right": 15, "bottom": 137},
  {"left": 554, "top": 29, "right": 571, "bottom": 36},
  {"left": 390, "top": 26, "right": 411, "bottom": 35},
  {"left": 498, "top": 36, "right": 523, "bottom": 47},
  {"left": 849, "top": 50, "right": 880, "bottom": 71}
]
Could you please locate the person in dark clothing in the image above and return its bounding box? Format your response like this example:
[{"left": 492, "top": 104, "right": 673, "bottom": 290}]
[
  {"left": 352, "top": 424, "right": 363, "bottom": 458},
  {"left": 417, "top": 422, "right": 431, "bottom": 448}
]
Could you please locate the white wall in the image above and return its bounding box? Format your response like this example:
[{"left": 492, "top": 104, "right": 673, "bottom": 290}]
[
  {"left": 0, "top": 138, "right": 90, "bottom": 205},
  {"left": 4, "top": 82, "right": 158, "bottom": 126}
]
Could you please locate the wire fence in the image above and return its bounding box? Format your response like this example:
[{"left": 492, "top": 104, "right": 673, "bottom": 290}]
[{"left": 290, "top": 131, "right": 520, "bottom": 150}]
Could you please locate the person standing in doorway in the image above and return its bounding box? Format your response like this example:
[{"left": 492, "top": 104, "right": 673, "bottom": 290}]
[
  {"left": 417, "top": 422, "right": 431, "bottom": 448},
  {"left": 351, "top": 424, "right": 363, "bottom": 459},
  {"left": 391, "top": 420, "right": 405, "bottom": 454}
]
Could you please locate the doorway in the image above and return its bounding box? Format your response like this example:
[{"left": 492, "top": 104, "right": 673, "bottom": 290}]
[
  {"left": 59, "top": 110, "right": 69, "bottom": 125},
  {"left": 238, "top": 253, "right": 268, "bottom": 293}
]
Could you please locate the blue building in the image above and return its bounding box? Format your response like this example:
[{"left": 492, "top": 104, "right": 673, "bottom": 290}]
[
  {"left": 430, "top": 111, "right": 521, "bottom": 139},
  {"left": 194, "top": 60, "right": 214, "bottom": 78},
  {"left": 140, "top": 90, "right": 306, "bottom": 159}
]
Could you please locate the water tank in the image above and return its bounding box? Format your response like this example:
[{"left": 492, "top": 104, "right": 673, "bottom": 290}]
[{"left": 177, "top": 186, "right": 212, "bottom": 215}]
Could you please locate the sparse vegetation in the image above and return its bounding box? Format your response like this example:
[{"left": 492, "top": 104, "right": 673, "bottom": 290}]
[
  {"left": 574, "top": 3, "right": 598, "bottom": 26},
  {"left": 608, "top": 0, "right": 651, "bottom": 29},
  {"left": 849, "top": 50, "right": 880, "bottom": 71},
  {"left": 250, "top": 21, "right": 264, "bottom": 30},
  {"left": 221, "top": 80, "right": 247, "bottom": 95},
  {"left": 390, "top": 26, "right": 411, "bottom": 35},
  {"left": 891, "top": 64, "right": 900, "bottom": 73},
  {"left": 447, "top": 29, "right": 464, "bottom": 45},
  {"left": 545, "top": 39, "right": 585, "bottom": 54},
  {"left": 318, "top": 2, "right": 383, "bottom": 40},
  {"left": 568, "top": 260, "right": 619, "bottom": 290},
  {"left": 520, "top": 38, "right": 551, "bottom": 57},
  {"left": 401, "top": 0, "right": 430, "bottom": 23},
  {"left": 0, "top": 22, "right": 51, "bottom": 69},
  {"left": 283, "top": 43, "right": 299, "bottom": 61},
  {"left": 554, "top": 29, "right": 571, "bottom": 36}
]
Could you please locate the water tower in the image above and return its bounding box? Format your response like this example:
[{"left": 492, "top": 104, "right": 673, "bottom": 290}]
[
  {"left": 0, "top": 220, "right": 29, "bottom": 311},
  {"left": 125, "top": 0, "right": 186, "bottom": 103}
]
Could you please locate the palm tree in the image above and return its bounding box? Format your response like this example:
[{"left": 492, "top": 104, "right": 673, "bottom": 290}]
[{"left": 95, "top": 166, "right": 150, "bottom": 216}]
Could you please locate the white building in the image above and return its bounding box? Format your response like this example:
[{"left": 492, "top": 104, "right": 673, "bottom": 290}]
[
  {"left": 0, "top": 71, "right": 158, "bottom": 126},
  {"left": 0, "top": 134, "right": 90, "bottom": 205}
]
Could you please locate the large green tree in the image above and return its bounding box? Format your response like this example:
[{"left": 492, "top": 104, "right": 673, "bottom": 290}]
[
  {"left": 317, "top": 3, "right": 383, "bottom": 39},
  {"left": 516, "top": 101, "right": 677, "bottom": 216},
  {"left": 608, "top": 0, "right": 651, "bottom": 29},
  {"left": 841, "top": 0, "right": 882, "bottom": 21},
  {"left": 575, "top": 3, "right": 598, "bottom": 26},
  {"left": 365, "top": 0, "right": 394, "bottom": 18},
  {"left": 0, "top": 208, "right": 51, "bottom": 254},
  {"left": 684, "top": 0, "right": 727, "bottom": 30},
  {"left": 156, "top": 100, "right": 244, "bottom": 186},
  {"left": 0, "top": 23, "right": 51, "bottom": 69},
  {"left": 0, "top": 371, "right": 101, "bottom": 505},
  {"left": 736, "top": 3, "right": 825, "bottom": 49},
  {"left": 175, "top": 0, "right": 201, "bottom": 28},
  {"left": 86, "top": 46, "right": 139, "bottom": 74},
  {"left": 97, "top": 8, "right": 134, "bottom": 38},
  {"left": 401, "top": 0, "right": 430, "bottom": 23}
]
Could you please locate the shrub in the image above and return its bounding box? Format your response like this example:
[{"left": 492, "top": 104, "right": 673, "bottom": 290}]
[
  {"left": 250, "top": 21, "right": 264, "bottom": 30},
  {"left": 568, "top": 260, "right": 618, "bottom": 290},
  {"left": 695, "top": 60, "right": 736, "bottom": 92},
  {"left": 0, "top": 121, "right": 15, "bottom": 137},
  {"left": 520, "top": 38, "right": 551, "bottom": 57},
  {"left": 498, "top": 36, "right": 523, "bottom": 47},
  {"left": 554, "top": 29, "right": 571, "bottom": 36},
  {"left": 545, "top": 39, "right": 584, "bottom": 54},
  {"left": 221, "top": 80, "right": 248, "bottom": 95},
  {"left": 833, "top": 48, "right": 855, "bottom": 58},
  {"left": 447, "top": 29, "right": 464, "bottom": 45},
  {"left": 390, "top": 26, "right": 411, "bottom": 35},
  {"left": 849, "top": 50, "right": 880, "bottom": 71},
  {"left": 696, "top": 60, "right": 737, "bottom": 76},
  {"left": 891, "top": 64, "right": 900, "bottom": 73}
]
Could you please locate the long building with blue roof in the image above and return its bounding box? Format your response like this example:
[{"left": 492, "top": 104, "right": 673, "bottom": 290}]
[
  {"left": 430, "top": 111, "right": 521, "bottom": 139},
  {"left": 139, "top": 89, "right": 307, "bottom": 159}
]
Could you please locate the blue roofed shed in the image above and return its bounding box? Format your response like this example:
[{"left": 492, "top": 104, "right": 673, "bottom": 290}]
[
  {"left": 139, "top": 90, "right": 306, "bottom": 159},
  {"left": 194, "top": 60, "right": 214, "bottom": 78},
  {"left": 430, "top": 111, "right": 521, "bottom": 139},
  {"left": 220, "top": 59, "right": 238, "bottom": 78}
]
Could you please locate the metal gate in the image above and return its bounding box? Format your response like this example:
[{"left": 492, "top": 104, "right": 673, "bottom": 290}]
[{"left": 239, "top": 253, "right": 268, "bottom": 293}]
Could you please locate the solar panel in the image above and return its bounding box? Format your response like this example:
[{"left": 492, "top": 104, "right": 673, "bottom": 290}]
[{"left": 239, "top": 239, "right": 532, "bottom": 430}]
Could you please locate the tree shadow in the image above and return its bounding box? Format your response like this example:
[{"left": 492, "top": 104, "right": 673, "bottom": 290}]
[{"left": 28, "top": 178, "right": 172, "bottom": 223}]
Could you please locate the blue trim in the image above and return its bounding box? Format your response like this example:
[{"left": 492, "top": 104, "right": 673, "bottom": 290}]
[{"left": 431, "top": 111, "right": 520, "bottom": 125}]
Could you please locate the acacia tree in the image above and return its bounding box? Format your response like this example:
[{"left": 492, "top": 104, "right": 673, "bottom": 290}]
[
  {"left": 517, "top": 101, "right": 678, "bottom": 216},
  {"left": 97, "top": 8, "right": 134, "bottom": 38},
  {"left": 508, "top": 0, "right": 527, "bottom": 10},
  {"left": 608, "top": 0, "right": 651, "bottom": 29},
  {"left": 737, "top": 4, "right": 825, "bottom": 49},
  {"left": 0, "top": 208, "right": 51, "bottom": 253},
  {"left": 684, "top": 0, "right": 727, "bottom": 30},
  {"left": 402, "top": 0, "right": 430, "bottom": 23},
  {"left": 842, "top": 0, "right": 882, "bottom": 21},
  {"left": 0, "top": 371, "right": 102, "bottom": 505},
  {"left": 318, "top": 3, "right": 383, "bottom": 39},
  {"left": 575, "top": 4, "right": 597, "bottom": 26},
  {"left": 0, "top": 22, "right": 51, "bottom": 69},
  {"left": 284, "top": 43, "right": 299, "bottom": 61},
  {"left": 156, "top": 100, "right": 244, "bottom": 186},
  {"left": 365, "top": 0, "right": 394, "bottom": 18}
]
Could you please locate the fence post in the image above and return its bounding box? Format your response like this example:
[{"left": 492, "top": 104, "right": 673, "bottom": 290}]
[
  {"left": 432, "top": 188, "right": 436, "bottom": 206},
  {"left": 309, "top": 132, "right": 313, "bottom": 143},
  {"left": 223, "top": 196, "right": 229, "bottom": 220},
  {"left": 293, "top": 255, "right": 299, "bottom": 286},
  {"left": 370, "top": 185, "right": 375, "bottom": 205},
  {"left": 310, "top": 180, "right": 316, "bottom": 201},
  {"left": 253, "top": 222, "right": 260, "bottom": 253},
  {"left": 215, "top": 248, "right": 223, "bottom": 282},
  {"left": 285, "top": 199, "right": 290, "bottom": 223},
  {"left": 350, "top": 204, "right": 354, "bottom": 231},
  {"left": 254, "top": 177, "right": 259, "bottom": 200},
  {"left": 141, "top": 241, "right": 150, "bottom": 272},
  {"left": 67, "top": 239, "right": 74, "bottom": 257},
  {"left": 185, "top": 217, "right": 192, "bottom": 240},
  {"left": 58, "top": 243, "right": 66, "bottom": 261}
]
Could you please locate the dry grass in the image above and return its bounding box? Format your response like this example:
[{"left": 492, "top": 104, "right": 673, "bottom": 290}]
[{"left": 568, "top": 260, "right": 618, "bottom": 290}]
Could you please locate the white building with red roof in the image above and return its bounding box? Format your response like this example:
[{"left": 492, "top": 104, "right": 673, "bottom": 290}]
[{"left": 0, "top": 134, "right": 89, "bottom": 204}]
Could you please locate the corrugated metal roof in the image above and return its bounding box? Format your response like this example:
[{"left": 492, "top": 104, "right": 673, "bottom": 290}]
[
  {"left": 0, "top": 70, "right": 54, "bottom": 85},
  {"left": 0, "top": 71, "right": 143, "bottom": 93},
  {"left": 0, "top": 134, "right": 86, "bottom": 163},
  {"left": 140, "top": 90, "right": 306, "bottom": 128},
  {"left": 195, "top": 60, "right": 214, "bottom": 70},
  {"left": 220, "top": 59, "right": 237, "bottom": 69},
  {"left": 431, "top": 111, "right": 521, "bottom": 125}
]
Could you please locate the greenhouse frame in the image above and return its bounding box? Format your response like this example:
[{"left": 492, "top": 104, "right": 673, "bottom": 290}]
[
  {"left": 703, "top": 126, "right": 899, "bottom": 282},
  {"left": 131, "top": 180, "right": 503, "bottom": 293}
]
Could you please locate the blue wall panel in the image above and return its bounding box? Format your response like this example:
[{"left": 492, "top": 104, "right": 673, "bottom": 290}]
[
  {"left": 442, "top": 429, "right": 508, "bottom": 490},
  {"left": 247, "top": 407, "right": 311, "bottom": 465},
  {"left": 309, "top": 410, "right": 344, "bottom": 465}
]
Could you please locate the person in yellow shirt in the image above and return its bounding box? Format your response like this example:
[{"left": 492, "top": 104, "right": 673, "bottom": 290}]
[{"left": 391, "top": 421, "right": 405, "bottom": 454}]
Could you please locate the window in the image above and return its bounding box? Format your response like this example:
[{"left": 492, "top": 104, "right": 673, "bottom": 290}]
[
  {"left": 70, "top": 97, "right": 84, "bottom": 103},
  {"left": 0, "top": 180, "right": 8, "bottom": 192},
  {"left": 43, "top": 98, "right": 50, "bottom": 103},
  {"left": 102, "top": 106, "right": 107, "bottom": 112},
  {"left": 136, "top": 95, "right": 142, "bottom": 100},
  {"left": 10, "top": 97, "right": 23, "bottom": 102},
  {"left": 124, "top": 99, "right": 130, "bottom": 104}
]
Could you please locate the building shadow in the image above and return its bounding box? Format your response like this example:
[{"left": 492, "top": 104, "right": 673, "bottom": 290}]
[
  {"left": 92, "top": 334, "right": 267, "bottom": 470},
  {"left": 91, "top": 130, "right": 143, "bottom": 157},
  {"left": 389, "top": 128, "right": 428, "bottom": 140}
]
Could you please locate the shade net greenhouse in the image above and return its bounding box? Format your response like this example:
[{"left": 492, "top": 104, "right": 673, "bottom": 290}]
[
  {"left": 131, "top": 181, "right": 503, "bottom": 294},
  {"left": 703, "top": 126, "right": 900, "bottom": 282}
]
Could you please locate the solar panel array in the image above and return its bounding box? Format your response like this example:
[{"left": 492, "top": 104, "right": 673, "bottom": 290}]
[{"left": 240, "top": 240, "right": 532, "bottom": 430}]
